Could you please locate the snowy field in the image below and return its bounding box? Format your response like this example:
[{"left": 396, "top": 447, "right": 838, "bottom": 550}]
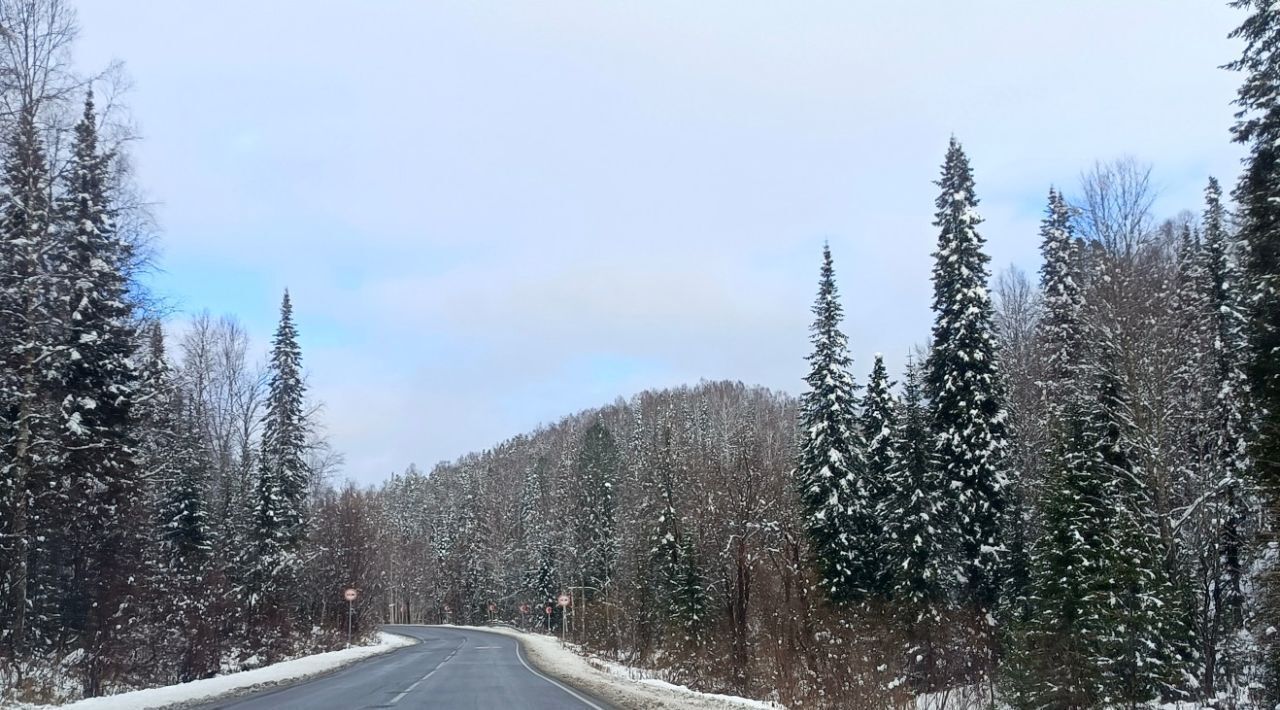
[{"left": 7, "top": 632, "right": 417, "bottom": 710}]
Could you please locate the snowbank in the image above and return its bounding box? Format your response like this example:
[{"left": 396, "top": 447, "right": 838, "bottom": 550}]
[
  {"left": 25, "top": 632, "right": 417, "bottom": 710},
  {"left": 446, "top": 624, "right": 786, "bottom": 710}
]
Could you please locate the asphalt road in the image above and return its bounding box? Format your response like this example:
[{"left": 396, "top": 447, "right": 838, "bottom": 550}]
[{"left": 197, "top": 625, "right": 613, "bottom": 710}]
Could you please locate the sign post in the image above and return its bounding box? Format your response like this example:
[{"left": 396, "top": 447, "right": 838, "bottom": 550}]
[
  {"left": 344, "top": 588, "right": 358, "bottom": 647},
  {"left": 557, "top": 593, "right": 571, "bottom": 644}
]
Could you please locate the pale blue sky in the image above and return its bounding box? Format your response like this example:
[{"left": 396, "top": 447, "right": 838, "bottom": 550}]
[{"left": 73, "top": 1, "right": 1244, "bottom": 484}]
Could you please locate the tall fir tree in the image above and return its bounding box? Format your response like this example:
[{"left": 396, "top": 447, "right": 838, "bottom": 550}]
[
  {"left": 134, "top": 323, "right": 174, "bottom": 508},
  {"left": 136, "top": 322, "right": 211, "bottom": 581},
  {"left": 249, "top": 291, "right": 309, "bottom": 653},
  {"left": 885, "top": 356, "right": 946, "bottom": 614},
  {"left": 1009, "top": 359, "right": 1187, "bottom": 708},
  {"left": 795, "top": 244, "right": 870, "bottom": 603},
  {"left": 1006, "top": 397, "right": 1114, "bottom": 709},
  {"left": 884, "top": 355, "right": 952, "bottom": 691},
  {"left": 1090, "top": 361, "right": 1187, "bottom": 705},
  {"left": 1226, "top": 2, "right": 1280, "bottom": 698},
  {"left": 1037, "top": 186, "right": 1083, "bottom": 419},
  {"left": 258, "top": 290, "right": 309, "bottom": 548},
  {"left": 925, "top": 138, "right": 1008, "bottom": 614},
  {"left": 1195, "top": 176, "right": 1254, "bottom": 698},
  {"left": 860, "top": 353, "right": 897, "bottom": 598},
  {"left": 0, "top": 104, "right": 56, "bottom": 657},
  {"left": 53, "top": 91, "right": 144, "bottom": 694}
]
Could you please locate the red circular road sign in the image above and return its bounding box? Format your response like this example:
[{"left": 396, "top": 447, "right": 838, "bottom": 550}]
[
  {"left": 343, "top": 588, "right": 358, "bottom": 602},
  {"left": 557, "top": 594, "right": 571, "bottom": 607},
  {"left": 544, "top": 606, "right": 552, "bottom": 615},
  {"left": 519, "top": 603, "right": 530, "bottom": 614},
  {"left": 488, "top": 603, "right": 497, "bottom": 613}
]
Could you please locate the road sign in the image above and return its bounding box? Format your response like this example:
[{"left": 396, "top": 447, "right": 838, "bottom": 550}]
[
  {"left": 519, "top": 603, "right": 530, "bottom": 614},
  {"left": 488, "top": 603, "right": 497, "bottom": 613},
  {"left": 557, "top": 594, "right": 571, "bottom": 607},
  {"left": 343, "top": 588, "right": 358, "bottom": 647},
  {"left": 544, "top": 606, "right": 552, "bottom": 615}
]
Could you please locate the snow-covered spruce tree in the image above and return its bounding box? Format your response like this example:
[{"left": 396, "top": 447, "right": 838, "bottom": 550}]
[
  {"left": 0, "top": 104, "right": 57, "bottom": 658},
  {"left": 576, "top": 419, "right": 619, "bottom": 595},
  {"left": 260, "top": 291, "right": 309, "bottom": 547},
  {"left": 1004, "top": 396, "right": 1113, "bottom": 709},
  {"left": 50, "top": 91, "right": 146, "bottom": 693},
  {"left": 1227, "top": 2, "right": 1280, "bottom": 698},
  {"left": 1037, "top": 187, "right": 1083, "bottom": 420},
  {"left": 1090, "top": 359, "right": 1189, "bottom": 705},
  {"left": 795, "top": 245, "right": 871, "bottom": 603},
  {"left": 670, "top": 535, "right": 709, "bottom": 646},
  {"left": 163, "top": 390, "right": 217, "bottom": 681},
  {"left": 1195, "top": 176, "right": 1255, "bottom": 698},
  {"left": 924, "top": 139, "right": 1008, "bottom": 616},
  {"left": 161, "top": 389, "right": 212, "bottom": 581},
  {"left": 133, "top": 322, "right": 216, "bottom": 680},
  {"left": 642, "top": 419, "right": 709, "bottom": 649},
  {"left": 132, "top": 323, "right": 182, "bottom": 669},
  {"left": 1165, "top": 220, "right": 1222, "bottom": 699},
  {"left": 885, "top": 357, "right": 946, "bottom": 612},
  {"left": 883, "top": 355, "right": 951, "bottom": 690},
  {"left": 1008, "top": 356, "right": 1187, "bottom": 708},
  {"left": 249, "top": 291, "right": 310, "bottom": 653},
  {"left": 134, "top": 323, "right": 175, "bottom": 511},
  {"left": 860, "top": 353, "right": 896, "bottom": 597}
]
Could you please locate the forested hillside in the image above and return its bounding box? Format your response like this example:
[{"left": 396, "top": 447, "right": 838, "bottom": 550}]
[
  {"left": 356, "top": 146, "right": 1272, "bottom": 708},
  {"left": 357, "top": 7, "right": 1280, "bottom": 703}
]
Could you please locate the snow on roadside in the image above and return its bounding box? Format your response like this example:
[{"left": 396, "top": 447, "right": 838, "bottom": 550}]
[
  {"left": 593, "top": 658, "right": 783, "bottom": 710},
  {"left": 446, "top": 624, "right": 785, "bottom": 710},
  {"left": 18, "top": 632, "right": 417, "bottom": 710}
]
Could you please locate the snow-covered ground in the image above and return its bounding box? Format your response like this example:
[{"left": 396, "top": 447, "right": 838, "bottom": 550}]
[
  {"left": 11, "top": 632, "right": 417, "bottom": 710},
  {"left": 447, "top": 624, "right": 786, "bottom": 709}
]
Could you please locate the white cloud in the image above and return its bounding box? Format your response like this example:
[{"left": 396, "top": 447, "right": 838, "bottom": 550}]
[{"left": 72, "top": 0, "right": 1247, "bottom": 483}]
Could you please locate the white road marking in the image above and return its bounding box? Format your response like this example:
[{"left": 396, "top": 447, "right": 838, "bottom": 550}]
[
  {"left": 511, "top": 638, "right": 606, "bottom": 710},
  {"left": 388, "top": 627, "right": 605, "bottom": 710},
  {"left": 388, "top": 636, "right": 463, "bottom": 705}
]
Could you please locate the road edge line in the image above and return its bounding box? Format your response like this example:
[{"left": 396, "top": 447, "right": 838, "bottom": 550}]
[{"left": 512, "top": 639, "right": 607, "bottom": 710}]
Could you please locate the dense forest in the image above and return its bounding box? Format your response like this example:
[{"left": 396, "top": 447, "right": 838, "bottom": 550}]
[
  {"left": 358, "top": 3, "right": 1280, "bottom": 707},
  {"left": 2, "top": 0, "right": 1280, "bottom": 708},
  {"left": 0, "top": 0, "right": 361, "bottom": 704},
  {"left": 356, "top": 152, "right": 1269, "bottom": 708}
]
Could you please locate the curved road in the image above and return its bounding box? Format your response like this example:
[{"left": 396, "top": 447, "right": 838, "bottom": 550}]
[{"left": 198, "top": 625, "right": 612, "bottom": 710}]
